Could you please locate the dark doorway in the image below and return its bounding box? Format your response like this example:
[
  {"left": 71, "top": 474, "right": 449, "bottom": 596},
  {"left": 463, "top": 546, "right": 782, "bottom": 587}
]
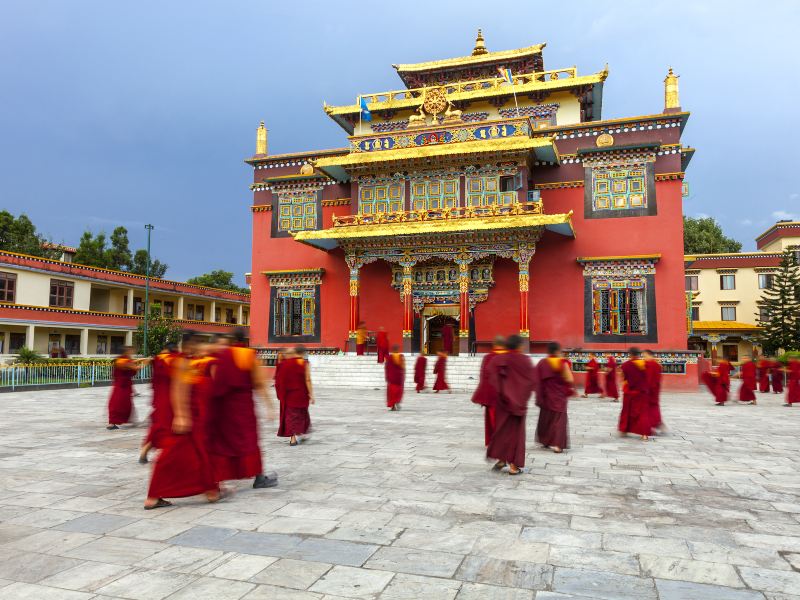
[{"left": 427, "top": 315, "right": 459, "bottom": 356}]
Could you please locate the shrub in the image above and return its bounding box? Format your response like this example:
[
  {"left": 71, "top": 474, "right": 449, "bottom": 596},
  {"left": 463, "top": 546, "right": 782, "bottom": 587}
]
[{"left": 15, "top": 347, "right": 43, "bottom": 364}]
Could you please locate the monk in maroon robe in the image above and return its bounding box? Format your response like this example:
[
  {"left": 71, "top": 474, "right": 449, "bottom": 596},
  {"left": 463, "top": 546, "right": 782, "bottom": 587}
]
[
  {"left": 643, "top": 350, "right": 664, "bottom": 433},
  {"left": 535, "top": 342, "right": 573, "bottom": 453},
  {"left": 107, "top": 347, "right": 141, "bottom": 429},
  {"left": 738, "top": 356, "right": 757, "bottom": 404},
  {"left": 619, "top": 348, "right": 652, "bottom": 439},
  {"left": 718, "top": 359, "right": 732, "bottom": 403},
  {"left": 486, "top": 335, "right": 537, "bottom": 474},
  {"left": 604, "top": 354, "right": 619, "bottom": 401},
  {"left": 757, "top": 357, "right": 771, "bottom": 393},
  {"left": 702, "top": 360, "right": 730, "bottom": 405},
  {"left": 376, "top": 327, "right": 389, "bottom": 364},
  {"left": 785, "top": 358, "right": 800, "bottom": 406},
  {"left": 385, "top": 346, "right": 405, "bottom": 411},
  {"left": 433, "top": 351, "right": 450, "bottom": 392},
  {"left": 140, "top": 344, "right": 178, "bottom": 463},
  {"left": 209, "top": 328, "right": 277, "bottom": 489},
  {"left": 144, "top": 335, "right": 219, "bottom": 509},
  {"left": 276, "top": 347, "right": 313, "bottom": 445},
  {"left": 413, "top": 353, "right": 427, "bottom": 392},
  {"left": 471, "top": 336, "right": 506, "bottom": 446},
  {"left": 442, "top": 323, "right": 455, "bottom": 355},
  {"left": 581, "top": 353, "right": 601, "bottom": 397},
  {"left": 771, "top": 360, "right": 785, "bottom": 393}
]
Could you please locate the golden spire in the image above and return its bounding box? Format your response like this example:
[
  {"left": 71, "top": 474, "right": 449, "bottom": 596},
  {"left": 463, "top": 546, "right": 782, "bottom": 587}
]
[
  {"left": 664, "top": 67, "right": 680, "bottom": 112},
  {"left": 256, "top": 121, "right": 268, "bottom": 155},
  {"left": 472, "top": 29, "right": 488, "bottom": 56}
]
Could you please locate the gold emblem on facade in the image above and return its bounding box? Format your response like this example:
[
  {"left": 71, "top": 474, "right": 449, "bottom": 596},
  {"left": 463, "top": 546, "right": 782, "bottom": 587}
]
[
  {"left": 596, "top": 133, "right": 614, "bottom": 147},
  {"left": 423, "top": 87, "right": 449, "bottom": 116},
  {"left": 300, "top": 163, "right": 314, "bottom": 175}
]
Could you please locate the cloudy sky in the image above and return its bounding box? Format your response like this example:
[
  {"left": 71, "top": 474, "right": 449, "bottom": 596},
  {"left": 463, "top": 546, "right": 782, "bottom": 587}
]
[{"left": 2, "top": 1, "right": 798, "bottom": 282}]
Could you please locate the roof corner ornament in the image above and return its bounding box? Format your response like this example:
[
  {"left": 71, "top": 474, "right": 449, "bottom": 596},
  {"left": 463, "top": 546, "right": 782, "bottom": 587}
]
[
  {"left": 256, "top": 121, "right": 268, "bottom": 156},
  {"left": 664, "top": 67, "right": 680, "bottom": 113},
  {"left": 472, "top": 29, "right": 488, "bottom": 56}
]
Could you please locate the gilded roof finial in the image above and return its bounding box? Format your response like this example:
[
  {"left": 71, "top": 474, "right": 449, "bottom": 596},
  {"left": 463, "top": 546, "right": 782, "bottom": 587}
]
[
  {"left": 664, "top": 67, "right": 680, "bottom": 113},
  {"left": 256, "top": 120, "right": 268, "bottom": 156},
  {"left": 472, "top": 29, "right": 488, "bottom": 56}
]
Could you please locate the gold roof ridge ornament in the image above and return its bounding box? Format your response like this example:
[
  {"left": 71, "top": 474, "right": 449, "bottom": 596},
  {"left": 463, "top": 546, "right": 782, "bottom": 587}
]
[
  {"left": 664, "top": 67, "right": 680, "bottom": 113},
  {"left": 472, "top": 29, "right": 488, "bottom": 56},
  {"left": 256, "top": 121, "right": 268, "bottom": 156}
]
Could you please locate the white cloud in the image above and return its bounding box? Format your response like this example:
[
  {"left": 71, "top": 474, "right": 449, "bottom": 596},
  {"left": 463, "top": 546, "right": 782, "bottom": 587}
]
[
  {"left": 739, "top": 219, "right": 753, "bottom": 226},
  {"left": 772, "top": 210, "right": 798, "bottom": 221}
]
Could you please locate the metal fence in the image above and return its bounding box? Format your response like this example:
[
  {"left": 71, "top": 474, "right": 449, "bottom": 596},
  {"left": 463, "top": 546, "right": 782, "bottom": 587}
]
[{"left": 0, "top": 362, "right": 152, "bottom": 391}]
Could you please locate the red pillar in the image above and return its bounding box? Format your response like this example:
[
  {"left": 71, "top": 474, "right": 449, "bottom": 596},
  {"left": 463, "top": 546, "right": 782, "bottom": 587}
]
[
  {"left": 346, "top": 257, "right": 361, "bottom": 353},
  {"left": 458, "top": 263, "right": 470, "bottom": 355},
  {"left": 401, "top": 265, "right": 413, "bottom": 353},
  {"left": 516, "top": 247, "right": 534, "bottom": 352}
]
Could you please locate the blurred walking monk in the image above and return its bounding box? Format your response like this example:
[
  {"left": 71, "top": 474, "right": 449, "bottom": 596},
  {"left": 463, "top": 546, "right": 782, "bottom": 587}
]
[
  {"left": 581, "top": 352, "right": 601, "bottom": 398},
  {"left": 471, "top": 336, "right": 506, "bottom": 446},
  {"left": 486, "top": 335, "right": 537, "bottom": 475},
  {"left": 276, "top": 346, "right": 314, "bottom": 445},
  {"left": 433, "top": 351, "right": 450, "bottom": 392},
  {"left": 355, "top": 322, "right": 367, "bottom": 356},
  {"left": 210, "top": 328, "right": 277, "bottom": 488},
  {"left": 643, "top": 350, "right": 664, "bottom": 433},
  {"left": 107, "top": 346, "right": 142, "bottom": 429},
  {"left": 535, "top": 342, "right": 573, "bottom": 453},
  {"left": 442, "top": 322, "right": 455, "bottom": 355},
  {"left": 738, "top": 355, "right": 757, "bottom": 404},
  {"left": 385, "top": 345, "right": 405, "bottom": 411},
  {"left": 604, "top": 353, "right": 619, "bottom": 401},
  {"left": 140, "top": 343, "right": 179, "bottom": 463},
  {"left": 771, "top": 359, "right": 785, "bottom": 394},
  {"left": 376, "top": 327, "right": 389, "bottom": 364},
  {"left": 786, "top": 356, "right": 800, "bottom": 407},
  {"left": 413, "top": 352, "right": 427, "bottom": 393},
  {"left": 757, "top": 355, "right": 771, "bottom": 393},
  {"left": 619, "top": 348, "right": 651, "bottom": 440}
]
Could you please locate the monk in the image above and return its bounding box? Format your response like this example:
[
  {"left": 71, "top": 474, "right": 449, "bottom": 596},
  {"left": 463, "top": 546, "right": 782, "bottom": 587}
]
[
  {"left": 385, "top": 345, "right": 405, "bottom": 411},
  {"left": 107, "top": 346, "right": 142, "bottom": 429},
  {"left": 738, "top": 355, "right": 757, "bottom": 404},
  {"left": 718, "top": 359, "right": 732, "bottom": 403},
  {"left": 209, "top": 328, "right": 277, "bottom": 489},
  {"left": 471, "top": 336, "right": 506, "bottom": 446},
  {"left": 642, "top": 350, "right": 664, "bottom": 433},
  {"left": 376, "top": 327, "right": 389, "bottom": 364},
  {"left": 581, "top": 352, "right": 601, "bottom": 397},
  {"left": 619, "top": 348, "right": 652, "bottom": 440},
  {"left": 702, "top": 361, "right": 730, "bottom": 406},
  {"left": 413, "top": 352, "right": 427, "bottom": 393},
  {"left": 144, "top": 334, "right": 219, "bottom": 509},
  {"left": 442, "top": 322, "right": 455, "bottom": 355},
  {"left": 433, "top": 351, "right": 450, "bottom": 392},
  {"left": 355, "top": 322, "right": 367, "bottom": 356},
  {"left": 757, "top": 355, "right": 771, "bottom": 393},
  {"left": 771, "top": 359, "right": 785, "bottom": 394},
  {"left": 785, "top": 357, "right": 800, "bottom": 406},
  {"left": 604, "top": 354, "right": 619, "bottom": 401},
  {"left": 276, "top": 346, "right": 314, "bottom": 445},
  {"left": 486, "top": 335, "right": 537, "bottom": 474},
  {"left": 139, "top": 343, "right": 179, "bottom": 463},
  {"left": 535, "top": 342, "right": 573, "bottom": 453}
]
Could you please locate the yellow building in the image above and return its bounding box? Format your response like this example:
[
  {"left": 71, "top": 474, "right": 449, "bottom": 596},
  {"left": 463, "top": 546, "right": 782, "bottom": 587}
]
[{"left": 685, "top": 220, "right": 800, "bottom": 363}]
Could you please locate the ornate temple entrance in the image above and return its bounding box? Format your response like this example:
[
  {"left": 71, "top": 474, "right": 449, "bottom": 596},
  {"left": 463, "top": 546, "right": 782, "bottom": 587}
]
[{"left": 422, "top": 307, "right": 460, "bottom": 355}]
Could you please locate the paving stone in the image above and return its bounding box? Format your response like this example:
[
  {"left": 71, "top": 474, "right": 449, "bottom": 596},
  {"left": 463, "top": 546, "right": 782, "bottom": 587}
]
[
  {"left": 0, "top": 581, "right": 95, "bottom": 599},
  {"left": 218, "top": 531, "right": 304, "bottom": 556},
  {"left": 199, "top": 510, "right": 274, "bottom": 531},
  {"left": 169, "top": 525, "right": 240, "bottom": 550},
  {"left": 686, "top": 540, "right": 791, "bottom": 570},
  {"left": 272, "top": 503, "right": 348, "bottom": 521},
  {"left": 62, "top": 536, "right": 167, "bottom": 565},
  {"left": 0, "top": 551, "right": 83, "bottom": 583},
  {"left": 95, "top": 569, "right": 196, "bottom": 599},
  {"left": 549, "top": 545, "right": 640, "bottom": 575},
  {"left": 251, "top": 558, "right": 332, "bottom": 589},
  {"left": 470, "top": 537, "right": 549, "bottom": 563},
  {"left": 309, "top": 565, "right": 394, "bottom": 598},
  {"left": 379, "top": 573, "right": 461, "bottom": 599},
  {"left": 6, "top": 508, "right": 83, "bottom": 528},
  {"left": 520, "top": 526, "right": 602, "bottom": 549},
  {"left": 602, "top": 533, "right": 691, "bottom": 558},
  {"left": 2, "top": 529, "right": 98, "bottom": 554},
  {"left": 110, "top": 519, "right": 194, "bottom": 541},
  {"left": 364, "top": 546, "right": 464, "bottom": 578},
  {"left": 242, "top": 584, "right": 323, "bottom": 599},
  {"left": 136, "top": 546, "right": 225, "bottom": 573},
  {"left": 655, "top": 578, "right": 767, "bottom": 600},
  {"left": 39, "top": 560, "right": 132, "bottom": 591},
  {"left": 455, "top": 556, "right": 552, "bottom": 590},
  {"left": 284, "top": 538, "right": 379, "bottom": 567},
  {"left": 207, "top": 554, "right": 279, "bottom": 580},
  {"left": 257, "top": 517, "right": 338, "bottom": 535},
  {"left": 394, "top": 528, "right": 478, "bottom": 553},
  {"left": 552, "top": 567, "right": 657, "bottom": 600},
  {"left": 570, "top": 515, "right": 649, "bottom": 536},
  {"left": 0, "top": 523, "right": 40, "bottom": 543},
  {"left": 738, "top": 567, "right": 800, "bottom": 595},
  {"left": 325, "top": 525, "right": 403, "bottom": 545},
  {"left": 639, "top": 554, "right": 744, "bottom": 587},
  {"left": 455, "top": 583, "right": 533, "bottom": 600},
  {"left": 56, "top": 512, "right": 136, "bottom": 534},
  {"left": 162, "top": 576, "right": 256, "bottom": 599}
]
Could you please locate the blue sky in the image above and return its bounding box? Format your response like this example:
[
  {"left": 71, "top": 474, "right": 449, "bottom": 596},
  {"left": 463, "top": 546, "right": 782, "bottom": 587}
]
[{"left": 2, "top": 1, "right": 798, "bottom": 283}]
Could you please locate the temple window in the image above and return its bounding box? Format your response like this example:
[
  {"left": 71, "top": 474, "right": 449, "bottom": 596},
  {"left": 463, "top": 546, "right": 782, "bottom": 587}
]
[
  {"left": 581, "top": 147, "right": 657, "bottom": 219},
  {"left": 273, "top": 289, "right": 316, "bottom": 337},
  {"left": 719, "top": 274, "right": 735, "bottom": 290},
  {"left": 721, "top": 306, "right": 737, "bottom": 321},
  {"left": 276, "top": 190, "right": 319, "bottom": 232},
  {"left": 359, "top": 181, "right": 404, "bottom": 214},
  {"left": 591, "top": 280, "right": 647, "bottom": 336},
  {"left": 591, "top": 165, "right": 647, "bottom": 211},
  {"left": 466, "top": 174, "right": 516, "bottom": 207},
  {"left": 685, "top": 275, "right": 698, "bottom": 291},
  {"left": 758, "top": 273, "right": 774, "bottom": 289},
  {"left": 411, "top": 177, "right": 459, "bottom": 211}
]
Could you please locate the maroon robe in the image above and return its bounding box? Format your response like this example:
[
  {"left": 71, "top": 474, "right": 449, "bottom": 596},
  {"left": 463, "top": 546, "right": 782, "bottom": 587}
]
[
  {"left": 619, "top": 360, "right": 651, "bottom": 435},
  {"left": 376, "top": 331, "right": 389, "bottom": 364},
  {"left": 644, "top": 359, "right": 663, "bottom": 429},
  {"left": 486, "top": 351, "right": 537, "bottom": 467},
  {"left": 209, "top": 346, "right": 263, "bottom": 480},
  {"left": 442, "top": 324, "right": 455, "bottom": 355},
  {"left": 604, "top": 356, "right": 619, "bottom": 399},
  {"left": 584, "top": 358, "right": 601, "bottom": 395},
  {"left": 771, "top": 362, "right": 785, "bottom": 393},
  {"left": 276, "top": 357, "right": 311, "bottom": 437},
  {"left": 148, "top": 356, "right": 218, "bottom": 499},
  {"left": 471, "top": 350, "right": 505, "bottom": 446},
  {"left": 787, "top": 360, "right": 800, "bottom": 404},
  {"left": 385, "top": 353, "right": 405, "bottom": 408},
  {"left": 433, "top": 356, "right": 449, "bottom": 391},
  {"left": 535, "top": 357, "right": 570, "bottom": 449},
  {"left": 413, "top": 356, "right": 427, "bottom": 392},
  {"left": 718, "top": 361, "right": 732, "bottom": 403},
  {"left": 108, "top": 357, "right": 136, "bottom": 425},
  {"left": 758, "top": 359, "right": 771, "bottom": 393},
  {"left": 739, "top": 360, "right": 757, "bottom": 402},
  {"left": 144, "top": 351, "right": 176, "bottom": 448}
]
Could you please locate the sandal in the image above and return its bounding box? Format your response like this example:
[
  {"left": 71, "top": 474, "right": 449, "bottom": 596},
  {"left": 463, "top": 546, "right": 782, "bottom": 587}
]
[
  {"left": 491, "top": 461, "right": 507, "bottom": 471},
  {"left": 106, "top": 424, "right": 119, "bottom": 430},
  {"left": 144, "top": 498, "right": 172, "bottom": 510}
]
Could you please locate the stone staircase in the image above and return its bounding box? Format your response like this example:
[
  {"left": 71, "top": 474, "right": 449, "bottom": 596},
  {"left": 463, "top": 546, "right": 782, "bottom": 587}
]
[{"left": 307, "top": 354, "right": 487, "bottom": 392}]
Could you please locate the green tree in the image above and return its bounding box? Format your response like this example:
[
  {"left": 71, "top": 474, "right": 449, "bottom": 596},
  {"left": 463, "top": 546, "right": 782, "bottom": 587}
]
[
  {"left": 757, "top": 250, "right": 800, "bottom": 354},
  {"left": 105, "top": 226, "right": 133, "bottom": 271},
  {"left": 186, "top": 269, "right": 249, "bottom": 293},
  {"left": 73, "top": 231, "right": 108, "bottom": 267},
  {"left": 131, "top": 249, "right": 168, "bottom": 278},
  {"left": 683, "top": 216, "right": 742, "bottom": 254},
  {"left": 0, "top": 210, "right": 57, "bottom": 258},
  {"left": 133, "top": 309, "right": 183, "bottom": 356}
]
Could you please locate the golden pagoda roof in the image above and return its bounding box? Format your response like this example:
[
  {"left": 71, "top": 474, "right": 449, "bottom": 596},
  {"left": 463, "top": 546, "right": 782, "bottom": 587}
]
[
  {"left": 293, "top": 211, "right": 573, "bottom": 250},
  {"left": 393, "top": 43, "right": 545, "bottom": 74}
]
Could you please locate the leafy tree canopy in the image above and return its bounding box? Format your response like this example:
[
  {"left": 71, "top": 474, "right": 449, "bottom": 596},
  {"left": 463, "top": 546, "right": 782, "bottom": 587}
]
[
  {"left": 74, "top": 226, "right": 168, "bottom": 277},
  {"left": 133, "top": 309, "right": 183, "bottom": 356},
  {"left": 186, "top": 269, "right": 249, "bottom": 293},
  {"left": 0, "top": 210, "right": 58, "bottom": 258},
  {"left": 684, "top": 216, "right": 742, "bottom": 254}
]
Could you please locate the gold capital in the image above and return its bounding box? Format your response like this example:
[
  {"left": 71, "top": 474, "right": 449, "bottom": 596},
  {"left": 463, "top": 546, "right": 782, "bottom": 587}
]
[
  {"left": 256, "top": 121, "right": 268, "bottom": 155},
  {"left": 664, "top": 67, "right": 680, "bottom": 112}
]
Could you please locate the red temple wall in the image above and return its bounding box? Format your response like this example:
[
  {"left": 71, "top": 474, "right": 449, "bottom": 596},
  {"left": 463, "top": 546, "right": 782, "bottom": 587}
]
[
  {"left": 474, "top": 258, "right": 521, "bottom": 341},
  {"left": 357, "top": 261, "right": 404, "bottom": 344}
]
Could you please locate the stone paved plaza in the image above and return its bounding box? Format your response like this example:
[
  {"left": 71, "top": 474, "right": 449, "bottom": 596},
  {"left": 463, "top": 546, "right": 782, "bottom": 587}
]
[{"left": 0, "top": 383, "right": 799, "bottom": 599}]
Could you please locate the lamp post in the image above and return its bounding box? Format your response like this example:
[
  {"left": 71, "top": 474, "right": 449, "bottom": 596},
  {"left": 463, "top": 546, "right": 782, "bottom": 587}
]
[{"left": 143, "top": 224, "right": 154, "bottom": 356}]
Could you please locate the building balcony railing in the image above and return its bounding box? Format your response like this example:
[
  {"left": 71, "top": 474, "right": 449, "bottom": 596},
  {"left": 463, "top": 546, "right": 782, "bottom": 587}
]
[{"left": 332, "top": 200, "right": 544, "bottom": 228}]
